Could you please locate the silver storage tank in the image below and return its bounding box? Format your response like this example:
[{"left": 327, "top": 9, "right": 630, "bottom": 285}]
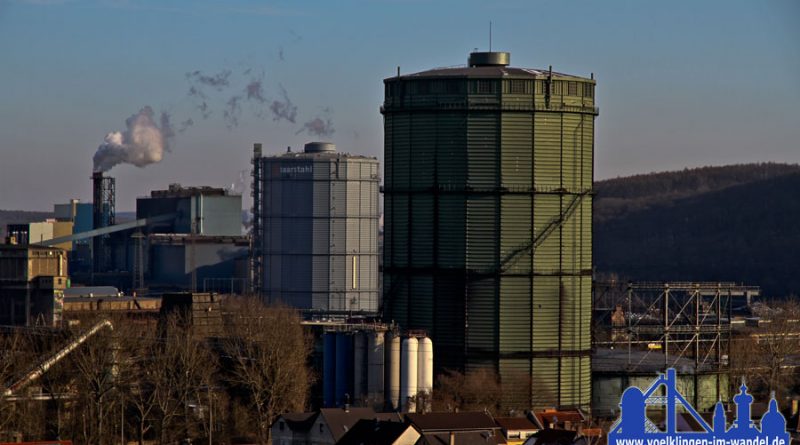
[{"left": 256, "top": 142, "right": 380, "bottom": 314}]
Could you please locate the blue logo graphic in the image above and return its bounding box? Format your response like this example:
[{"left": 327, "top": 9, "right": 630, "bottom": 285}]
[{"left": 609, "top": 369, "right": 789, "bottom": 445}]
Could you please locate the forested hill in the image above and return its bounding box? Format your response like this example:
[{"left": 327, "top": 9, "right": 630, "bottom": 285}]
[{"left": 594, "top": 163, "right": 800, "bottom": 297}]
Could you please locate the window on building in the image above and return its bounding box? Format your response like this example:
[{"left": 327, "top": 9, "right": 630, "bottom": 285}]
[
  {"left": 320, "top": 424, "right": 324, "bottom": 433},
  {"left": 279, "top": 421, "right": 285, "bottom": 431},
  {"left": 446, "top": 80, "right": 462, "bottom": 94},
  {"left": 509, "top": 79, "right": 526, "bottom": 94},
  {"left": 583, "top": 83, "right": 594, "bottom": 98},
  {"left": 568, "top": 81, "right": 578, "bottom": 96},
  {"left": 474, "top": 80, "right": 495, "bottom": 94},
  {"left": 552, "top": 81, "right": 563, "bottom": 95}
]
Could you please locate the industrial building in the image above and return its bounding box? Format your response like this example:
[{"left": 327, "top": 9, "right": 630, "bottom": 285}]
[
  {"left": 27, "top": 175, "right": 248, "bottom": 293},
  {"left": 0, "top": 243, "right": 68, "bottom": 326},
  {"left": 382, "top": 52, "right": 597, "bottom": 409},
  {"left": 135, "top": 184, "right": 248, "bottom": 292},
  {"left": 252, "top": 142, "right": 381, "bottom": 314}
]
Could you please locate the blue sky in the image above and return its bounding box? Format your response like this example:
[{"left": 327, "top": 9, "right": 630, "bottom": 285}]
[{"left": 0, "top": 0, "right": 798, "bottom": 210}]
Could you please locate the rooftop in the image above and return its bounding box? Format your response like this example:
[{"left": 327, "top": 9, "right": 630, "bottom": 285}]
[
  {"left": 149, "top": 184, "right": 232, "bottom": 199},
  {"left": 338, "top": 419, "right": 417, "bottom": 445},
  {"left": 389, "top": 52, "right": 592, "bottom": 82},
  {"left": 405, "top": 412, "right": 500, "bottom": 432},
  {"left": 494, "top": 417, "right": 540, "bottom": 432}
]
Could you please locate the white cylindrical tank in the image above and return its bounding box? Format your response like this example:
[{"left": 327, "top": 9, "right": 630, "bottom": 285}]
[
  {"left": 400, "top": 337, "right": 419, "bottom": 413},
  {"left": 353, "top": 332, "right": 367, "bottom": 402},
  {"left": 417, "top": 336, "right": 433, "bottom": 410},
  {"left": 385, "top": 332, "right": 401, "bottom": 410},
  {"left": 367, "top": 331, "right": 385, "bottom": 408}
]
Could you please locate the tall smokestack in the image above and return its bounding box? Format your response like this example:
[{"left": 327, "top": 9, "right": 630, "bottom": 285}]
[{"left": 92, "top": 172, "right": 116, "bottom": 277}]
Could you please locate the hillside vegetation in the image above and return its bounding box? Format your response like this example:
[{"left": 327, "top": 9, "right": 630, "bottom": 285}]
[{"left": 594, "top": 163, "right": 800, "bottom": 297}]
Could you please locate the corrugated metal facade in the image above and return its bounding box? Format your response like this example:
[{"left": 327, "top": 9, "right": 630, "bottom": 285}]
[
  {"left": 382, "top": 59, "right": 597, "bottom": 410},
  {"left": 259, "top": 151, "right": 380, "bottom": 314}
]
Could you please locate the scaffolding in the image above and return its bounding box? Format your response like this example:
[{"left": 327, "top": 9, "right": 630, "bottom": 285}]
[
  {"left": 250, "top": 143, "right": 264, "bottom": 295},
  {"left": 594, "top": 281, "right": 759, "bottom": 373}
]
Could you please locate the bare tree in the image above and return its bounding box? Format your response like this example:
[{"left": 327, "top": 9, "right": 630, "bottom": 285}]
[
  {"left": 731, "top": 298, "right": 800, "bottom": 401},
  {"left": 220, "top": 298, "right": 312, "bottom": 444},
  {"left": 146, "top": 312, "right": 217, "bottom": 444},
  {"left": 64, "top": 320, "right": 120, "bottom": 445},
  {"left": 432, "top": 368, "right": 502, "bottom": 414}
]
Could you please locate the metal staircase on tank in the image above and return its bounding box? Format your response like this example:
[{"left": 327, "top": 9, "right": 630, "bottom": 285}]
[{"left": 497, "top": 189, "right": 591, "bottom": 274}]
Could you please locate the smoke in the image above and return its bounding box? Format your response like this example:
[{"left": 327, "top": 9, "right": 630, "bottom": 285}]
[
  {"left": 179, "top": 118, "right": 194, "bottom": 133},
  {"left": 269, "top": 85, "right": 296, "bottom": 123},
  {"left": 92, "top": 106, "right": 173, "bottom": 172},
  {"left": 296, "top": 116, "right": 334, "bottom": 137},
  {"left": 223, "top": 95, "right": 242, "bottom": 129},
  {"left": 245, "top": 79, "right": 267, "bottom": 103},
  {"left": 186, "top": 69, "right": 232, "bottom": 91},
  {"left": 182, "top": 58, "right": 334, "bottom": 132}
]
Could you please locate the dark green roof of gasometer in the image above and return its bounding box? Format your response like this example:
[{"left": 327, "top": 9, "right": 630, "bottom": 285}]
[
  {"left": 388, "top": 65, "right": 593, "bottom": 82},
  {"left": 386, "top": 52, "right": 594, "bottom": 82}
]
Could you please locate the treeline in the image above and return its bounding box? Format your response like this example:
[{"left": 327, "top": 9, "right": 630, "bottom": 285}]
[
  {"left": 595, "top": 163, "right": 800, "bottom": 223},
  {"left": 594, "top": 163, "right": 800, "bottom": 297},
  {"left": 0, "top": 298, "right": 311, "bottom": 445}
]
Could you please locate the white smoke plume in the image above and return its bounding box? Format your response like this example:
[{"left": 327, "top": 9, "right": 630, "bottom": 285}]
[{"left": 92, "top": 106, "right": 174, "bottom": 172}]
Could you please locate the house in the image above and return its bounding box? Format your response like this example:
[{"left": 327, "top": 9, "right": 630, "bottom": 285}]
[
  {"left": 529, "top": 409, "right": 588, "bottom": 431},
  {"left": 337, "top": 419, "right": 420, "bottom": 445},
  {"left": 273, "top": 412, "right": 318, "bottom": 445},
  {"left": 404, "top": 412, "right": 505, "bottom": 445},
  {"left": 494, "top": 417, "right": 539, "bottom": 445},
  {"left": 272, "top": 407, "right": 402, "bottom": 445}
]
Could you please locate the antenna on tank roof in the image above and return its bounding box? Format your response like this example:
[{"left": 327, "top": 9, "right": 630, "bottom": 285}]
[{"left": 489, "top": 21, "right": 492, "bottom": 51}]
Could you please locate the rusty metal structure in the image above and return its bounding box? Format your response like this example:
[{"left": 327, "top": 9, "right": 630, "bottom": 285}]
[{"left": 592, "top": 281, "right": 760, "bottom": 414}]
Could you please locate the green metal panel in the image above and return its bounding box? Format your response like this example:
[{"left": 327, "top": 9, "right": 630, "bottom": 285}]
[
  {"left": 532, "top": 276, "right": 559, "bottom": 351},
  {"left": 437, "top": 195, "right": 465, "bottom": 267},
  {"left": 500, "top": 195, "right": 532, "bottom": 274},
  {"left": 501, "top": 114, "right": 532, "bottom": 188},
  {"left": 467, "top": 113, "right": 499, "bottom": 189},
  {"left": 499, "top": 276, "right": 531, "bottom": 352},
  {"left": 534, "top": 114, "right": 562, "bottom": 189},
  {"left": 532, "top": 357, "right": 559, "bottom": 407},
  {"left": 466, "top": 196, "right": 497, "bottom": 271},
  {"left": 411, "top": 194, "right": 434, "bottom": 267}
]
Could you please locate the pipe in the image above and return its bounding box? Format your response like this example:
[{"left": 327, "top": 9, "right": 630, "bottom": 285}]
[{"left": 3, "top": 319, "right": 114, "bottom": 396}]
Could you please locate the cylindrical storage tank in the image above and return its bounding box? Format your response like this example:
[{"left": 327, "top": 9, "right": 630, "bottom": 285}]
[
  {"left": 353, "top": 332, "right": 367, "bottom": 402},
  {"left": 400, "top": 337, "right": 419, "bottom": 413},
  {"left": 256, "top": 143, "right": 380, "bottom": 314},
  {"left": 384, "top": 332, "right": 401, "bottom": 410},
  {"left": 323, "top": 332, "right": 337, "bottom": 407},
  {"left": 417, "top": 336, "right": 433, "bottom": 411},
  {"left": 381, "top": 51, "right": 598, "bottom": 410},
  {"left": 335, "top": 333, "right": 353, "bottom": 407},
  {"left": 367, "top": 330, "right": 385, "bottom": 408}
]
